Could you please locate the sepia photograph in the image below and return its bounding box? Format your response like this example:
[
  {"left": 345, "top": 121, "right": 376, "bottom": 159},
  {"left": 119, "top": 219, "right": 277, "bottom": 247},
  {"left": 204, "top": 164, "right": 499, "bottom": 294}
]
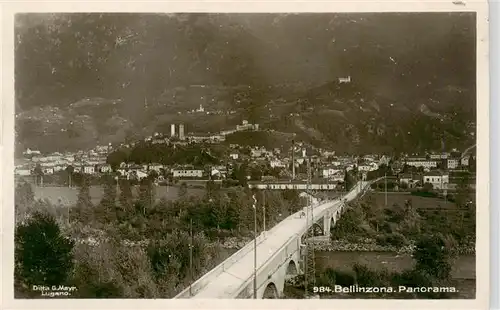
[{"left": 2, "top": 2, "right": 490, "bottom": 307}]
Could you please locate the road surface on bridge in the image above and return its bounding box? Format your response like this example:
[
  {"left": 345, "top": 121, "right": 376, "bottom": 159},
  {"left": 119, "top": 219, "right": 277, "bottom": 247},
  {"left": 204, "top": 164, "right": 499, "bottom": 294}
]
[{"left": 188, "top": 181, "right": 370, "bottom": 298}]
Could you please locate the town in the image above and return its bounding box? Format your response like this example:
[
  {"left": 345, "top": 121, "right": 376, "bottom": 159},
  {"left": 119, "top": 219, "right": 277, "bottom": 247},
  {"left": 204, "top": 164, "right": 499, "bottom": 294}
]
[{"left": 15, "top": 119, "right": 476, "bottom": 198}]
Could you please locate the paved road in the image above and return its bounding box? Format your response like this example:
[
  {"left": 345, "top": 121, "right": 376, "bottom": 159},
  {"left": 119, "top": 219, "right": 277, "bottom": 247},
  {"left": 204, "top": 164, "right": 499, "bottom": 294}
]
[{"left": 191, "top": 181, "right": 370, "bottom": 298}]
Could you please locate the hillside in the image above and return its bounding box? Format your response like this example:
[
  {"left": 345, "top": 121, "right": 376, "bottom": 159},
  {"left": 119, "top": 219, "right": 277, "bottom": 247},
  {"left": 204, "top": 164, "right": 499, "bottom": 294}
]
[{"left": 14, "top": 13, "right": 476, "bottom": 154}]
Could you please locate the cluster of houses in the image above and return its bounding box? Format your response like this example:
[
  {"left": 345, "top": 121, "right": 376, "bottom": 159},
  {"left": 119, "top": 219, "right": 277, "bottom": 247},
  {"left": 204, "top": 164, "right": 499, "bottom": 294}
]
[
  {"left": 16, "top": 118, "right": 475, "bottom": 193},
  {"left": 15, "top": 146, "right": 112, "bottom": 177}
]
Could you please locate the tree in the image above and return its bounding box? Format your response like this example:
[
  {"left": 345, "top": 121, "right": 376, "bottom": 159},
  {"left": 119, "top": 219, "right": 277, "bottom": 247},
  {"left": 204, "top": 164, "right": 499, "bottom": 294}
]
[
  {"left": 413, "top": 234, "right": 452, "bottom": 280},
  {"left": 178, "top": 182, "right": 188, "bottom": 199},
  {"left": 138, "top": 177, "right": 156, "bottom": 214},
  {"left": 468, "top": 155, "right": 476, "bottom": 172},
  {"left": 422, "top": 182, "right": 433, "bottom": 192},
  {"left": 107, "top": 149, "right": 129, "bottom": 171},
  {"left": 33, "top": 163, "right": 44, "bottom": 186},
  {"left": 96, "top": 175, "right": 118, "bottom": 223},
  {"left": 15, "top": 182, "right": 35, "bottom": 221},
  {"left": 77, "top": 175, "right": 92, "bottom": 208},
  {"left": 205, "top": 179, "right": 219, "bottom": 199},
  {"left": 65, "top": 165, "right": 75, "bottom": 187},
  {"left": 119, "top": 179, "right": 133, "bottom": 211},
  {"left": 15, "top": 212, "right": 74, "bottom": 293},
  {"left": 100, "top": 175, "right": 117, "bottom": 207}
]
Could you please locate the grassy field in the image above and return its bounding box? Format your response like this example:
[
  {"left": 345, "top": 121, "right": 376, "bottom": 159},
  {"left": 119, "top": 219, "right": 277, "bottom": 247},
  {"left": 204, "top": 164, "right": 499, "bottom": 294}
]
[
  {"left": 33, "top": 185, "right": 205, "bottom": 206},
  {"left": 370, "top": 192, "right": 458, "bottom": 209}
]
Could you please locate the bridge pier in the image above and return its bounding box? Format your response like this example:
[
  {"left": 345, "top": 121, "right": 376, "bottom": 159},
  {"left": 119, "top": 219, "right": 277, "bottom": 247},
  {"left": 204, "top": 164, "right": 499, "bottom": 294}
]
[{"left": 323, "top": 215, "right": 332, "bottom": 237}]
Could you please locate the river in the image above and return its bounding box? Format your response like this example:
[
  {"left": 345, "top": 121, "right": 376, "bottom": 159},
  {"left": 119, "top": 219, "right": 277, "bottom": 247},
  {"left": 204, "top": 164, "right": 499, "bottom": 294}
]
[{"left": 282, "top": 251, "right": 475, "bottom": 299}]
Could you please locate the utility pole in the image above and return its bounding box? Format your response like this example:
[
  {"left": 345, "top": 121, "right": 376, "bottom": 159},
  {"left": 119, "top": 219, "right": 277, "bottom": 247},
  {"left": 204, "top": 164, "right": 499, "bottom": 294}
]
[
  {"left": 384, "top": 172, "right": 388, "bottom": 207},
  {"left": 291, "top": 139, "right": 295, "bottom": 180},
  {"left": 263, "top": 190, "right": 266, "bottom": 232},
  {"left": 252, "top": 195, "right": 257, "bottom": 299},
  {"left": 189, "top": 218, "right": 194, "bottom": 297},
  {"left": 304, "top": 157, "right": 315, "bottom": 298}
]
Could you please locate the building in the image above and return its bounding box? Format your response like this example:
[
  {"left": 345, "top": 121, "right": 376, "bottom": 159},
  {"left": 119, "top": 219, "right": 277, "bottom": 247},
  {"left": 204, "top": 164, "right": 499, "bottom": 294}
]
[
  {"left": 358, "top": 163, "right": 378, "bottom": 172},
  {"left": 99, "top": 164, "right": 112, "bottom": 173},
  {"left": 322, "top": 168, "right": 342, "bottom": 179},
  {"left": 15, "top": 167, "right": 31, "bottom": 176},
  {"left": 429, "top": 153, "right": 449, "bottom": 160},
  {"left": 179, "top": 124, "right": 185, "bottom": 140},
  {"left": 171, "top": 124, "right": 176, "bottom": 137},
  {"left": 461, "top": 155, "right": 470, "bottom": 167},
  {"left": 378, "top": 155, "right": 391, "bottom": 166},
  {"left": 23, "top": 148, "right": 41, "bottom": 156},
  {"left": 43, "top": 167, "right": 54, "bottom": 175},
  {"left": 423, "top": 171, "right": 449, "bottom": 190},
  {"left": 338, "top": 76, "right": 351, "bottom": 83},
  {"left": 248, "top": 181, "right": 338, "bottom": 191},
  {"left": 172, "top": 169, "right": 203, "bottom": 178},
  {"left": 83, "top": 166, "right": 95, "bottom": 174},
  {"left": 405, "top": 157, "right": 438, "bottom": 170},
  {"left": 148, "top": 164, "right": 164, "bottom": 173},
  {"left": 399, "top": 174, "right": 412, "bottom": 184},
  {"left": 236, "top": 120, "right": 259, "bottom": 131},
  {"left": 447, "top": 158, "right": 460, "bottom": 170},
  {"left": 270, "top": 159, "right": 286, "bottom": 168}
]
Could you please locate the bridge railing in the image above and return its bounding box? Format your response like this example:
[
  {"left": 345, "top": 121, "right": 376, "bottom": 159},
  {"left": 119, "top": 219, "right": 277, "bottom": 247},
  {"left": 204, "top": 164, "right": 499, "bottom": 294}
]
[
  {"left": 233, "top": 233, "right": 301, "bottom": 298},
  {"left": 174, "top": 231, "right": 268, "bottom": 298}
]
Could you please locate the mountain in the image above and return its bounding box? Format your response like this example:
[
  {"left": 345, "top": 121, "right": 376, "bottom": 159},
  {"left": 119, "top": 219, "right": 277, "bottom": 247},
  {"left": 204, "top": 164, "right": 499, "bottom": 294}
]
[{"left": 14, "top": 13, "right": 476, "bottom": 154}]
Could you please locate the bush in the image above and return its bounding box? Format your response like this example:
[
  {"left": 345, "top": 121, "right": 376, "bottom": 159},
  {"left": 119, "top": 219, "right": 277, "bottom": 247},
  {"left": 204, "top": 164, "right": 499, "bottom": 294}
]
[
  {"left": 353, "top": 263, "right": 391, "bottom": 287},
  {"left": 15, "top": 212, "right": 75, "bottom": 292},
  {"left": 332, "top": 269, "right": 356, "bottom": 287},
  {"left": 413, "top": 234, "right": 452, "bottom": 280},
  {"left": 375, "top": 232, "right": 407, "bottom": 248}
]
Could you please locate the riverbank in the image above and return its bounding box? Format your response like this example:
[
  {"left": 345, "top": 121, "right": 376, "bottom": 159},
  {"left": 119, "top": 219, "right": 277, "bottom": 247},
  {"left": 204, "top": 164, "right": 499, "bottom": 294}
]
[
  {"left": 310, "top": 238, "right": 475, "bottom": 255},
  {"left": 216, "top": 235, "right": 475, "bottom": 255}
]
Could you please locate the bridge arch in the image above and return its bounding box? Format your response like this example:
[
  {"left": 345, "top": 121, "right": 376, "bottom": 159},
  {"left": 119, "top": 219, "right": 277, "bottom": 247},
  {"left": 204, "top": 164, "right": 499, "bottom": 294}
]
[
  {"left": 262, "top": 282, "right": 279, "bottom": 299},
  {"left": 286, "top": 260, "right": 298, "bottom": 276},
  {"left": 330, "top": 216, "right": 336, "bottom": 234}
]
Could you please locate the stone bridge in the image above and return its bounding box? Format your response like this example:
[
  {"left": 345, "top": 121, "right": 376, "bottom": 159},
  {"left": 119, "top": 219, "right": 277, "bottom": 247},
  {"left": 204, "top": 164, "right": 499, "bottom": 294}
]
[{"left": 174, "top": 180, "right": 375, "bottom": 299}]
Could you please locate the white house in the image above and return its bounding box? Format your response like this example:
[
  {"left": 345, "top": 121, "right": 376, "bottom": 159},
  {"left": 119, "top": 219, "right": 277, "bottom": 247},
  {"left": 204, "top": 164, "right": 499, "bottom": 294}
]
[
  {"left": 378, "top": 155, "right": 391, "bottom": 166},
  {"left": 405, "top": 158, "right": 438, "bottom": 170},
  {"left": 429, "top": 153, "right": 449, "bottom": 160},
  {"left": 322, "top": 168, "right": 342, "bottom": 179},
  {"left": 423, "top": 172, "right": 449, "bottom": 190},
  {"left": 148, "top": 164, "right": 164, "bottom": 173},
  {"left": 15, "top": 167, "right": 31, "bottom": 176},
  {"left": 99, "top": 164, "right": 112, "bottom": 173},
  {"left": 447, "top": 158, "right": 460, "bottom": 170},
  {"left": 338, "top": 76, "right": 351, "bottom": 83},
  {"left": 399, "top": 174, "right": 412, "bottom": 185},
  {"left": 43, "top": 167, "right": 54, "bottom": 175},
  {"left": 23, "top": 148, "right": 41, "bottom": 156},
  {"left": 358, "top": 163, "right": 378, "bottom": 172},
  {"left": 251, "top": 149, "right": 264, "bottom": 158},
  {"left": 270, "top": 159, "right": 286, "bottom": 168},
  {"left": 172, "top": 169, "right": 204, "bottom": 178},
  {"left": 461, "top": 155, "right": 470, "bottom": 167},
  {"left": 229, "top": 153, "right": 239, "bottom": 160},
  {"left": 83, "top": 166, "right": 95, "bottom": 174}
]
